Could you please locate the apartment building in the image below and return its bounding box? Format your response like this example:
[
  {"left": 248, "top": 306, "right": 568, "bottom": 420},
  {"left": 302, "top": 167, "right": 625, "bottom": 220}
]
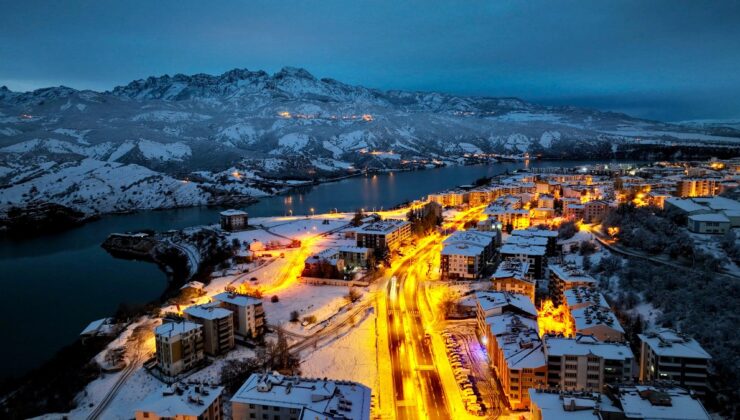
[
  {"left": 638, "top": 329, "right": 711, "bottom": 395},
  {"left": 354, "top": 219, "right": 411, "bottom": 253},
  {"left": 155, "top": 320, "right": 205, "bottom": 377},
  {"left": 220, "top": 209, "right": 248, "bottom": 231},
  {"left": 548, "top": 263, "right": 597, "bottom": 306},
  {"left": 511, "top": 228, "right": 559, "bottom": 256},
  {"left": 475, "top": 290, "right": 538, "bottom": 339},
  {"left": 687, "top": 213, "right": 731, "bottom": 234},
  {"left": 337, "top": 246, "right": 372, "bottom": 268},
  {"left": 213, "top": 292, "right": 265, "bottom": 338},
  {"left": 183, "top": 303, "right": 235, "bottom": 356},
  {"left": 486, "top": 314, "right": 547, "bottom": 410},
  {"left": 543, "top": 335, "right": 634, "bottom": 391},
  {"left": 562, "top": 286, "right": 610, "bottom": 312},
  {"left": 562, "top": 198, "right": 585, "bottom": 221},
  {"left": 500, "top": 243, "right": 546, "bottom": 279},
  {"left": 582, "top": 200, "right": 611, "bottom": 223},
  {"left": 570, "top": 305, "right": 625, "bottom": 342},
  {"left": 675, "top": 178, "right": 719, "bottom": 198},
  {"left": 231, "top": 373, "right": 371, "bottom": 420},
  {"left": 491, "top": 260, "right": 535, "bottom": 302},
  {"left": 135, "top": 383, "right": 224, "bottom": 420},
  {"left": 440, "top": 230, "right": 496, "bottom": 280}
]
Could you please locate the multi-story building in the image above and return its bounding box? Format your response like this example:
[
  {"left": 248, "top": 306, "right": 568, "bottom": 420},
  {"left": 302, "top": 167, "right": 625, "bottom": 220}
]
[
  {"left": 548, "top": 263, "right": 597, "bottom": 306},
  {"left": 475, "top": 291, "right": 538, "bottom": 339},
  {"left": 638, "top": 329, "right": 712, "bottom": 395},
  {"left": 511, "top": 228, "right": 559, "bottom": 256},
  {"left": 529, "top": 389, "right": 620, "bottom": 420},
  {"left": 337, "top": 246, "right": 372, "bottom": 268},
  {"left": 562, "top": 198, "right": 585, "bottom": 220},
  {"left": 183, "top": 303, "right": 235, "bottom": 356},
  {"left": 500, "top": 243, "right": 547, "bottom": 279},
  {"left": 135, "top": 383, "right": 224, "bottom": 420},
  {"left": 569, "top": 305, "right": 624, "bottom": 342},
  {"left": 440, "top": 230, "right": 496, "bottom": 280},
  {"left": 582, "top": 200, "right": 610, "bottom": 223},
  {"left": 355, "top": 219, "right": 411, "bottom": 253},
  {"left": 562, "top": 286, "right": 610, "bottom": 312},
  {"left": 155, "top": 320, "right": 205, "bottom": 377},
  {"left": 543, "top": 335, "right": 634, "bottom": 391},
  {"left": 213, "top": 292, "right": 265, "bottom": 339},
  {"left": 428, "top": 190, "right": 465, "bottom": 207},
  {"left": 491, "top": 260, "right": 535, "bottom": 302},
  {"left": 687, "top": 213, "right": 731, "bottom": 234},
  {"left": 675, "top": 178, "right": 719, "bottom": 198},
  {"left": 231, "top": 373, "right": 371, "bottom": 420},
  {"left": 486, "top": 314, "right": 547, "bottom": 410},
  {"left": 220, "top": 209, "right": 248, "bottom": 231}
]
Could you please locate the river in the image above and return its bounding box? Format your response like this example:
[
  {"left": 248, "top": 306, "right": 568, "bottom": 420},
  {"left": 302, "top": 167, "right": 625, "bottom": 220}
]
[{"left": 0, "top": 159, "right": 626, "bottom": 379}]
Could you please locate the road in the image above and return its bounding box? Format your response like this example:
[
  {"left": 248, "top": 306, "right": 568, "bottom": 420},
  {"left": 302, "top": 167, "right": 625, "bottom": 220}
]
[
  {"left": 87, "top": 348, "right": 142, "bottom": 420},
  {"left": 384, "top": 205, "right": 487, "bottom": 420},
  {"left": 589, "top": 226, "right": 740, "bottom": 280}
]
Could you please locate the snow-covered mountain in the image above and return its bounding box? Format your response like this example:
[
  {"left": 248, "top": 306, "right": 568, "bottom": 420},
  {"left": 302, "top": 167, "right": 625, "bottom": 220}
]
[{"left": 1, "top": 67, "right": 739, "bottom": 216}]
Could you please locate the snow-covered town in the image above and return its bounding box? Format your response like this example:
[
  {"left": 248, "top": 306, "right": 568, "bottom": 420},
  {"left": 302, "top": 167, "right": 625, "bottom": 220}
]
[{"left": 9, "top": 158, "right": 733, "bottom": 420}]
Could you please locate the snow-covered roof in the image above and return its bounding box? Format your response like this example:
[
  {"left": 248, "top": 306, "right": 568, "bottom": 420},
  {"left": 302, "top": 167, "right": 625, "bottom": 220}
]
[
  {"left": 493, "top": 260, "right": 530, "bottom": 280},
  {"left": 512, "top": 228, "right": 558, "bottom": 238},
  {"left": 441, "top": 242, "right": 485, "bottom": 257},
  {"left": 613, "top": 385, "right": 711, "bottom": 420},
  {"left": 355, "top": 219, "right": 409, "bottom": 235},
  {"left": 528, "top": 389, "right": 619, "bottom": 419},
  {"left": 500, "top": 243, "right": 546, "bottom": 256},
  {"left": 155, "top": 320, "right": 202, "bottom": 338},
  {"left": 136, "top": 383, "right": 224, "bottom": 417},
  {"left": 496, "top": 326, "right": 545, "bottom": 370},
  {"left": 571, "top": 306, "right": 624, "bottom": 334},
  {"left": 213, "top": 292, "right": 262, "bottom": 308},
  {"left": 487, "top": 313, "right": 539, "bottom": 336},
  {"left": 443, "top": 230, "right": 495, "bottom": 247},
  {"left": 638, "top": 329, "right": 711, "bottom": 359},
  {"left": 337, "top": 245, "right": 371, "bottom": 254},
  {"left": 231, "top": 373, "right": 371, "bottom": 420},
  {"left": 549, "top": 263, "right": 597, "bottom": 285},
  {"left": 664, "top": 198, "right": 709, "bottom": 214},
  {"left": 180, "top": 280, "right": 205, "bottom": 290},
  {"left": 564, "top": 287, "right": 609, "bottom": 309},
  {"left": 543, "top": 335, "right": 633, "bottom": 361},
  {"left": 505, "top": 235, "right": 548, "bottom": 247},
  {"left": 475, "top": 291, "right": 537, "bottom": 317},
  {"left": 80, "top": 317, "right": 114, "bottom": 336},
  {"left": 691, "top": 196, "right": 740, "bottom": 211},
  {"left": 220, "top": 209, "right": 248, "bottom": 216},
  {"left": 184, "top": 302, "right": 232, "bottom": 321},
  {"left": 688, "top": 213, "right": 730, "bottom": 223}
]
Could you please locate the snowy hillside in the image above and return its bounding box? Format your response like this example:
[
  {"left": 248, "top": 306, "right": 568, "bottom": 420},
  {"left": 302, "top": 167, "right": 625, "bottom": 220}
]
[{"left": 1, "top": 67, "right": 739, "bottom": 216}]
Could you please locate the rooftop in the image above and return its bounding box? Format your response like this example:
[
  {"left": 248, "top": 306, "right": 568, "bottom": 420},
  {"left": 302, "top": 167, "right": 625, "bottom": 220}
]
[
  {"left": 492, "top": 260, "right": 531, "bottom": 281},
  {"left": 500, "top": 243, "right": 546, "bottom": 256},
  {"left": 544, "top": 335, "right": 634, "bottom": 361},
  {"left": 220, "top": 209, "right": 248, "bottom": 216},
  {"left": 505, "top": 235, "right": 549, "bottom": 247},
  {"left": 528, "top": 389, "right": 620, "bottom": 420},
  {"left": 184, "top": 302, "right": 233, "bottom": 321},
  {"left": 213, "top": 292, "right": 262, "bottom": 308},
  {"left": 610, "top": 384, "right": 710, "bottom": 420},
  {"left": 511, "top": 228, "right": 558, "bottom": 238},
  {"left": 355, "top": 219, "right": 409, "bottom": 235},
  {"left": 638, "top": 329, "right": 711, "bottom": 359},
  {"left": 549, "top": 263, "right": 597, "bottom": 285},
  {"left": 475, "top": 290, "right": 538, "bottom": 317},
  {"left": 688, "top": 213, "right": 730, "bottom": 223},
  {"left": 155, "top": 320, "right": 202, "bottom": 338},
  {"left": 441, "top": 242, "right": 485, "bottom": 257},
  {"left": 231, "top": 373, "right": 371, "bottom": 420},
  {"left": 564, "top": 287, "right": 609, "bottom": 309},
  {"left": 136, "top": 382, "right": 224, "bottom": 417},
  {"left": 571, "top": 306, "right": 624, "bottom": 334}
]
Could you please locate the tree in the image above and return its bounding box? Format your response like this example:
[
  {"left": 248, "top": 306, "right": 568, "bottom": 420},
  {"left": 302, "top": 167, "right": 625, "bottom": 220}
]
[
  {"left": 271, "top": 295, "right": 279, "bottom": 303},
  {"left": 289, "top": 310, "right": 300, "bottom": 322},
  {"left": 439, "top": 290, "right": 458, "bottom": 318},
  {"left": 220, "top": 358, "right": 260, "bottom": 393},
  {"left": 582, "top": 255, "right": 592, "bottom": 271},
  {"left": 346, "top": 287, "right": 362, "bottom": 303},
  {"left": 351, "top": 210, "right": 364, "bottom": 227},
  {"left": 579, "top": 240, "right": 597, "bottom": 255},
  {"left": 558, "top": 221, "right": 578, "bottom": 240}
]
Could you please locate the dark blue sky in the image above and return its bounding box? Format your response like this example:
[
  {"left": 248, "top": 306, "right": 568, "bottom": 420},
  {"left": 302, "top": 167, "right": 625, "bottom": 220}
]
[{"left": 1, "top": 0, "right": 739, "bottom": 121}]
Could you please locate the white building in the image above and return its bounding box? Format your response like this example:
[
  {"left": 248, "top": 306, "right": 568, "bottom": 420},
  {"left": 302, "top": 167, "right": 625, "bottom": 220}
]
[
  {"left": 155, "top": 321, "right": 205, "bottom": 377},
  {"left": 231, "top": 373, "right": 371, "bottom": 420},
  {"left": 135, "top": 383, "right": 224, "bottom": 420},
  {"left": 638, "top": 329, "right": 711, "bottom": 395},
  {"left": 213, "top": 292, "right": 265, "bottom": 338}
]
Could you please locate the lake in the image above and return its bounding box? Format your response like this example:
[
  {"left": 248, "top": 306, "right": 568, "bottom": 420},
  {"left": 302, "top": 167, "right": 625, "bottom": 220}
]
[{"left": 0, "top": 159, "right": 624, "bottom": 379}]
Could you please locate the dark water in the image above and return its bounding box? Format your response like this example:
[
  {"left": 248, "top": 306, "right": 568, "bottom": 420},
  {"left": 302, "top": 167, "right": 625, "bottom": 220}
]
[{"left": 0, "top": 159, "right": 623, "bottom": 379}]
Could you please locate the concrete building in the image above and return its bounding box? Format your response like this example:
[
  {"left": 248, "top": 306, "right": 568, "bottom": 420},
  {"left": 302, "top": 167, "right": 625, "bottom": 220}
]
[
  {"left": 687, "top": 213, "right": 730, "bottom": 234},
  {"left": 638, "top": 329, "right": 711, "bottom": 395},
  {"left": 543, "top": 335, "right": 634, "bottom": 391},
  {"left": 570, "top": 306, "right": 625, "bottom": 342},
  {"left": 604, "top": 384, "right": 711, "bottom": 420},
  {"left": 475, "top": 290, "right": 538, "bottom": 339},
  {"left": 440, "top": 230, "right": 496, "bottom": 280},
  {"left": 500, "top": 243, "right": 547, "bottom": 279},
  {"left": 220, "top": 209, "right": 248, "bottom": 231},
  {"left": 548, "top": 263, "right": 597, "bottom": 306},
  {"left": 231, "top": 373, "right": 371, "bottom": 420},
  {"left": 183, "top": 303, "right": 235, "bottom": 356},
  {"left": 135, "top": 383, "right": 224, "bottom": 420},
  {"left": 511, "top": 228, "right": 559, "bottom": 256},
  {"left": 213, "top": 292, "right": 265, "bottom": 339},
  {"left": 155, "top": 321, "right": 205, "bottom": 377},
  {"left": 486, "top": 314, "right": 547, "bottom": 410},
  {"left": 529, "top": 389, "right": 620, "bottom": 420},
  {"left": 491, "top": 260, "right": 535, "bottom": 302},
  {"left": 563, "top": 286, "right": 610, "bottom": 312},
  {"left": 355, "top": 219, "right": 411, "bottom": 253},
  {"left": 675, "top": 178, "right": 719, "bottom": 198},
  {"left": 337, "top": 246, "right": 372, "bottom": 268},
  {"left": 582, "top": 200, "right": 610, "bottom": 223}
]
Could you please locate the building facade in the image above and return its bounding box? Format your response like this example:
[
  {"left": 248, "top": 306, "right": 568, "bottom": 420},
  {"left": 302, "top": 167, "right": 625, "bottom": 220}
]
[
  {"left": 155, "top": 321, "right": 205, "bottom": 377},
  {"left": 213, "top": 292, "right": 265, "bottom": 339},
  {"left": 183, "top": 303, "right": 235, "bottom": 356}
]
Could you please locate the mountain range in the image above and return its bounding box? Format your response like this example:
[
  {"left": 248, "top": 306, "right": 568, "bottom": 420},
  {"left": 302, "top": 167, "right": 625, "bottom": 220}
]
[{"left": 1, "top": 66, "right": 739, "bottom": 218}]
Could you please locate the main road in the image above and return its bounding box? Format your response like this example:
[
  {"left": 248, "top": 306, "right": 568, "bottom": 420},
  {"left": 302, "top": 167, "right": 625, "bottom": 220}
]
[{"left": 384, "top": 205, "right": 487, "bottom": 419}]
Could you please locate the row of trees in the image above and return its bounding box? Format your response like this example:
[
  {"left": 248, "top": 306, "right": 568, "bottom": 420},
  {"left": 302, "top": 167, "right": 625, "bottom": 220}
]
[{"left": 220, "top": 329, "right": 299, "bottom": 392}]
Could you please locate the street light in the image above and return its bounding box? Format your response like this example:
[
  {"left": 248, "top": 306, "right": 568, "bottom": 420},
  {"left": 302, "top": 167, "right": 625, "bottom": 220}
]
[{"left": 310, "top": 207, "right": 315, "bottom": 216}]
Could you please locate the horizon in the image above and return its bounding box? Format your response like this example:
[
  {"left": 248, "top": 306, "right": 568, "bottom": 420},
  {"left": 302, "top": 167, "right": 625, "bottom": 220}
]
[{"left": 2, "top": 1, "right": 740, "bottom": 121}]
